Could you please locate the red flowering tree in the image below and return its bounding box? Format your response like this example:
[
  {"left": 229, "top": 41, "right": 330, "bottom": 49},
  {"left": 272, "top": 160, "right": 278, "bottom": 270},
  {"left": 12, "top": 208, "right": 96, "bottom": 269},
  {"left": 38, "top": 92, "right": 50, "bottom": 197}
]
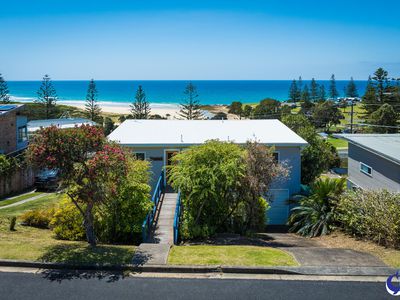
[{"left": 28, "top": 125, "right": 128, "bottom": 246}]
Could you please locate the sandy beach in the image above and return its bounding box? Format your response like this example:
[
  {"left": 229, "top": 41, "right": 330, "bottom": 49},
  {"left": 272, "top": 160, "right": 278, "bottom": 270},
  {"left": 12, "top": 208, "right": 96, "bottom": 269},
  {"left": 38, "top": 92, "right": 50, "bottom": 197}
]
[{"left": 60, "top": 101, "right": 183, "bottom": 118}]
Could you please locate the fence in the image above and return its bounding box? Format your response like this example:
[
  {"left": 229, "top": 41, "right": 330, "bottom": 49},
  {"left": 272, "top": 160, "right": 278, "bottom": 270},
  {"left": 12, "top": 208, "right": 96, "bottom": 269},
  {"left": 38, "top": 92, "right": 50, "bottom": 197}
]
[
  {"left": 141, "top": 171, "right": 165, "bottom": 242},
  {"left": 173, "top": 191, "right": 181, "bottom": 245},
  {"left": 0, "top": 167, "right": 35, "bottom": 198}
]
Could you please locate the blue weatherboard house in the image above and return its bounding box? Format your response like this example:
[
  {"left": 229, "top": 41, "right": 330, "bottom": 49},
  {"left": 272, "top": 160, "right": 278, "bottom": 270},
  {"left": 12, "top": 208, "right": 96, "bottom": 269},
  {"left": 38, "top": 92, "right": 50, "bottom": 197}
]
[{"left": 108, "top": 119, "right": 307, "bottom": 225}]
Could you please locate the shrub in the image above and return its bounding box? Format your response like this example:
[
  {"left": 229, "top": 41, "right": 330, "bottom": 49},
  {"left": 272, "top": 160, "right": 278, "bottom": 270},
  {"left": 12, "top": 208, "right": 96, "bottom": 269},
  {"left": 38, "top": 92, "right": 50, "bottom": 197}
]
[
  {"left": 50, "top": 200, "right": 86, "bottom": 241},
  {"left": 169, "top": 141, "right": 245, "bottom": 239},
  {"left": 95, "top": 158, "right": 152, "bottom": 244},
  {"left": 169, "top": 140, "right": 287, "bottom": 240},
  {"left": 288, "top": 178, "right": 345, "bottom": 237},
  {"left": 337, "top": 190, "right": 400, "bottom": 248},
  {"left": 20, "top": 208, "right": 54, "bottom": 229}
]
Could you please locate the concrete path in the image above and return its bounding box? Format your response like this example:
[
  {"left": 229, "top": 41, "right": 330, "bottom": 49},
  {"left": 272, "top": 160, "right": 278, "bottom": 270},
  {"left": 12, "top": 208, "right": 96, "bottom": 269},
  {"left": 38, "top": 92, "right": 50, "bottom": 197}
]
[
  {"left": 0, "top": 193, "right": 48, "bottom": 210},
  {"left": 133, "top": 192, "right": 178, "bottom": 265}
]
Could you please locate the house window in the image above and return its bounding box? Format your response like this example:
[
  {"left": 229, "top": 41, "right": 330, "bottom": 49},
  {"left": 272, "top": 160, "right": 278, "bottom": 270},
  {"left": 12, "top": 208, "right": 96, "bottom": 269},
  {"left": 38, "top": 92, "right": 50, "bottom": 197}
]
[
  {"left": 273, "top": 152, "right": 280, "bottom": 162},
  {"left": 360, "top": 162, "right": 372, "bottom": 176},
  {"left": 17, "top": 126, "right": 28, "bottom": 143},
  {"left": 133, "top": 152, "right": 146, "bottom": 160}
]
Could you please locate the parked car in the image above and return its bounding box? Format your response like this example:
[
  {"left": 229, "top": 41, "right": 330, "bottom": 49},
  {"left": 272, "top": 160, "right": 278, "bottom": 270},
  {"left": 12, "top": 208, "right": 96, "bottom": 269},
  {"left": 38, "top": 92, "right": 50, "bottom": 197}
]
[{"left": 34, "top": 169, "right": 60, "bottom": 191}]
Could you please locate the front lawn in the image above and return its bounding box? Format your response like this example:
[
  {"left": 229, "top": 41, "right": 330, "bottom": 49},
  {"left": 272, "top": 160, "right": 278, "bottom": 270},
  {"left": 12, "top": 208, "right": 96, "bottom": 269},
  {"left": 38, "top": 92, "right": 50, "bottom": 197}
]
[
  {"left": 0, "top": 193, "right": 135, "bottom": 265},
  {"left": 327, "top": 137, "right": 348, "bottom": 149},
  {"left": 168, "top": 245, "right": 299, "bottom": 267},
  {"left": 0, "top": 193, "right": 61, "bottom": 217},
  {"left": 0, "top": 192, "right": 44, "bottom": 207}
]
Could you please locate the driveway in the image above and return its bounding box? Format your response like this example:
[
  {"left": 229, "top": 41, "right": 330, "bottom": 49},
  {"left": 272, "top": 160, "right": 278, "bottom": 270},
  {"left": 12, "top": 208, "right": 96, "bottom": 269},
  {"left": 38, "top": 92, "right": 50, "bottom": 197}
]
[
  {"left": 258, "top": 233, "right": 386, "bottom": 267},
  {"left": 193, "top": 233, "right": 387, "bottom": 267}
]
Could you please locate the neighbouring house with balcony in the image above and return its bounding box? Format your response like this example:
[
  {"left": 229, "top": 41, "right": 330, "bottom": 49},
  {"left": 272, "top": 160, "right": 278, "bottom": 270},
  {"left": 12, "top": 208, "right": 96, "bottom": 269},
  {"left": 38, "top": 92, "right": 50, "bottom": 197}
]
[
  {"left": 108, "top": 119, "right": 308, "bottom": 225},
  {"left": 0, "top": 104, "right": 28, "bottom": 155},
  {"left": 0, "top": 104, "right": 32, "bottom": 197},
  {"left": 336, "top": 134, "right": 400, "bottom": 192}
]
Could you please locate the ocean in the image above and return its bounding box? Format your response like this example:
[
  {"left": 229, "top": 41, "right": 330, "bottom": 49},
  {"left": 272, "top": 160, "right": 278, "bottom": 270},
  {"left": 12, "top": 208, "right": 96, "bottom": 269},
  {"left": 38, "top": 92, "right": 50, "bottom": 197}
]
[{"left": 7, "top": 80, "right": 368, "bottom": 106}]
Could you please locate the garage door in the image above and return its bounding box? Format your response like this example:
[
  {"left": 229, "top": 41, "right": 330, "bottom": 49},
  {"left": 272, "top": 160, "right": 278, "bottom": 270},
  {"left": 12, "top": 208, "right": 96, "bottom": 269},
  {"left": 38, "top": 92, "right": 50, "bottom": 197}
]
[{"left": 267, "top": 189, "right": 290, "bottom": 225}]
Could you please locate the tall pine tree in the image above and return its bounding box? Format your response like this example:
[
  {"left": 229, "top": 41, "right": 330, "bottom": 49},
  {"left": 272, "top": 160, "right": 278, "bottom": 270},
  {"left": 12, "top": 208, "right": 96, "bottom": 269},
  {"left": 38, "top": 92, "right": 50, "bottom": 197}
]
[
  {"left": 85, "top": 79, "right": 102, "bottom": 122},
  {"left": 329, "top": 74, "right": 339, "bottom": 99},
  {"left": 362, "top": 75, "right": 377, "bottom": 115},
  {"left": 130, "top": 85, "right": 151, "bottom": 119},
  {"left": 318, "top": 85, "right": 326, "bottom": 102},
  {"left": 297, "top": 76, "right": 303, "bottom": 100},
  {"left": 36, "top": 74, "right": 57, "bottom": 119},
  {"left": 345, "top": 77, "right": 358, "bottom": 98},
  {"left": 0, "top": 73, "right": 10, "bottom": 104},
  {"left": 179, "top": 82, "right": 203, "bottom": 120},
  {"left": 288, "top": 79, "right": 300, "bottom": 103},
  {"left": 372, "top": 67, "right": 389, "bottom": 102},
  {"left": 310, "top": 78, "right": 319, "bottom": 102}
]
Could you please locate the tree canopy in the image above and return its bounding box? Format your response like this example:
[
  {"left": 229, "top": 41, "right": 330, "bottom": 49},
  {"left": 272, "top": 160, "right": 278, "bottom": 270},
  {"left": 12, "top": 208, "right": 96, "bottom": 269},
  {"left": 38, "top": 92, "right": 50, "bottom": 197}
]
[
  {"left": 179, "top": 82, "right": 203, "bottom": 120},
  {"left": 168, "top": 140, "right": 287, "bottom": 238},
  {"left": 85, "top": 79, "right": 102, "bottom": 122},
  {"left": 0, "top": 73, "right": 10, "bottom": 104},
  {"left": 312, "top": 100, "right": 344, "bottom": 132},
  {"left": 253, "top": 98, "right": 281, "bottom": 119},
  {"left": 130, "top": 85, "right": 151, "bottom": 119},
  {"left": 282, "top": 114, "right": 340, "bottom": 184},
  {"left": 28, "top": 125, "right": 151, "bottom": 246},
  {"left": 36, "top": 74, "right": 57, "bottom": 119}
]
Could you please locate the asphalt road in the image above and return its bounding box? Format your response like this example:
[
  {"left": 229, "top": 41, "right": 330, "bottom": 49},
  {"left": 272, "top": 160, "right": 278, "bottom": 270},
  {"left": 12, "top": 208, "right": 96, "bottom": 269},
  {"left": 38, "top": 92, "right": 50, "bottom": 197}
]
[{"left": 0, "top": 271, "right": 392, "bottom": 300}]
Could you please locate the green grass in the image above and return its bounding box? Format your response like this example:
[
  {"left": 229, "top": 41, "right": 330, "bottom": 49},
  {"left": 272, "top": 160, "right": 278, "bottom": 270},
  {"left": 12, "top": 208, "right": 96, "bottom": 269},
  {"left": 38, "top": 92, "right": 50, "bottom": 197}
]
[
  {"left": 0, "top": 222, "right": 134, "bottom": 264},
  {"left": 168, "top": 245, "right": 299, "bottom": 267},
  {"left": 326, "top": 137, "right": 348, "bottom": 149},
  {"left": 0, "top": 193, "right": 62, "bottom": 218},
  {"left": 0, "top": 192, "right": 44, "bottom": 207},
  {"left": 0, "top": 192, "right": 135, "bottom": 264}
]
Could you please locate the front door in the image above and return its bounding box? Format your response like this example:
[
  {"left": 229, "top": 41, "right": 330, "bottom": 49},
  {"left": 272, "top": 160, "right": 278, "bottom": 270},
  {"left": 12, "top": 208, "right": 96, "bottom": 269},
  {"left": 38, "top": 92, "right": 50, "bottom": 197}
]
[{"left": 165, "top": 151, "right": 178, "bottom": 187}]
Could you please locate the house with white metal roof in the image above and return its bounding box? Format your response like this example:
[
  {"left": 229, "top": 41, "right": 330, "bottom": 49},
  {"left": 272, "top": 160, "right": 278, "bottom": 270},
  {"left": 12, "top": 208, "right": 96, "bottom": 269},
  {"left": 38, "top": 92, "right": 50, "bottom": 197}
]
[
  {"left": 108, "top": 119, "right": 308, "bottom": 225},
  {"left": 27, "top": 117, "right": 96, "bottom": 134},
  {"left": 336, "top": 134, "right": 400, "bottom": 192}
]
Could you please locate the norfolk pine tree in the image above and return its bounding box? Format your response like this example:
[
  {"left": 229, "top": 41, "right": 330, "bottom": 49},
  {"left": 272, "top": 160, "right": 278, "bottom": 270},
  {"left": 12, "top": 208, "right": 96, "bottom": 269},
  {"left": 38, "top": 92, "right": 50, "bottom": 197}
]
[
  {"left": 0, "top": 73, "right": 10, "bottom": 104},
  {"left": 130, "top": 85, "right": 151, "bottom": 119},
  {"left": 310, "top": 78, "right": 319, "bottom": 102},
  {"left": 85, "top": 79, "right": 102, "bottom": 122},
  {"left": 329, "top": 74, "right": 339, "bottom": 99},
  {"left": 289, "top": 79, "right": 300, "bottom": 103},
  {"left": 179, "top": 82, "right": 203, "bottom": 120},
  {"left": 345, "top": 77, "right": 359, "bottom": 98},
  {"left": 36, "top": 74, "right": 57, "bottom": 119}
]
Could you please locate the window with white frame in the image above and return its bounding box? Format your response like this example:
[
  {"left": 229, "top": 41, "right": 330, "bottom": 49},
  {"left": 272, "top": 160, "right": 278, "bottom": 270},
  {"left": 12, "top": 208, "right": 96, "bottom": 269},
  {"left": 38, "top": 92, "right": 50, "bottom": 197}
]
[{"left": 360, "top": 162, "right": 372, "bottom": 176}]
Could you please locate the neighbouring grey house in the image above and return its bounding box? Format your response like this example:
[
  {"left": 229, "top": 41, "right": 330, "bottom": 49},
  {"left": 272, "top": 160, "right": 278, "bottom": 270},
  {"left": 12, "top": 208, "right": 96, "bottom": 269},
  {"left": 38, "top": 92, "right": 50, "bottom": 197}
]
[
  {"left": 108, "top": 120, "right": 308, "bottom": 225},
  {"left": 336, "top": 134, "right": 400, "bottom": 192}
]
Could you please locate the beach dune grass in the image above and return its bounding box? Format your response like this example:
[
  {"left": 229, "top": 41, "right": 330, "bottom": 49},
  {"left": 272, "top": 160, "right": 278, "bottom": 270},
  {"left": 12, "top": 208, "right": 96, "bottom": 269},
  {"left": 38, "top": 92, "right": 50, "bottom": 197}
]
[{"left": 168, "top": 245, "right": 299, "bottom": 267}]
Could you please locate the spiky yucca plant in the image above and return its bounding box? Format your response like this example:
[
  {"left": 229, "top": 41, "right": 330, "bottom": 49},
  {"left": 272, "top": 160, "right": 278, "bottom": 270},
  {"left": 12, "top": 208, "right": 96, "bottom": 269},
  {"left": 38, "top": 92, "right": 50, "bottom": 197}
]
[{"left": 288, "top": 177, "right": 345, "bottom": 237}]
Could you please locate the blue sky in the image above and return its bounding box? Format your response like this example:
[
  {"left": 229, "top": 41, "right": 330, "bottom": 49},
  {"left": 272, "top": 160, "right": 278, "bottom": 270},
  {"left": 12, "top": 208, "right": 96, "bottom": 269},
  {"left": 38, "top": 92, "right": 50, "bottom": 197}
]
[{"left": 1, "top": 0, "right": 399, "bottom": 80}]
